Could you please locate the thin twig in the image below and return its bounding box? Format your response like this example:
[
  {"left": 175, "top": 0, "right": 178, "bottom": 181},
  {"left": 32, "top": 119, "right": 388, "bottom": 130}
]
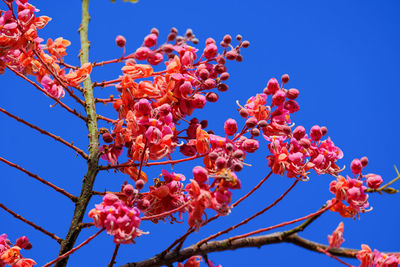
[
  {"left": 227, "top": 201, "right": 336, "bottom": 242},
  {"left": 43, "top": 228, "right": 104, "bottom": 267},
  {"left": 0, "top": 156, "right": 78, "bottom": 202},
  {"left": 6, "top": 66, "right": 87, "bottom": 122},
  {"left": 197, "top": 180, "right": 299, "bottom": 246},
  {"left": 108, "top": 244, "right": 121, "bottom": 267},
  {"left": 0, "top": 106, "right": 88, "bottom": 159},
  {"left": 32, "top": 49, "right": 85, "bottom": 107},
  {"left": 0, "top": 202, "right": 62, "bottom": 243},
  {"left": 142, "top": 202, "right": 190, "bottom": 221}
]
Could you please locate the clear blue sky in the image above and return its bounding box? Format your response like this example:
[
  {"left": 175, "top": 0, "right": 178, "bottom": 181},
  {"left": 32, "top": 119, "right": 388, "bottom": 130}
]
[{"left": 1, "top": 0, "right": 399, "bottom": 266}]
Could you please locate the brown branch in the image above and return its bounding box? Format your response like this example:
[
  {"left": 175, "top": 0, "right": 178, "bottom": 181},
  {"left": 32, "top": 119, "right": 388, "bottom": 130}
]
[
  {"left": 0, "top": 156, "right": 78, "bottom": 202},
  {"left": 197, "top": 179, "right": 299, "bottom": 246},
  {"left": 0, "top": 106, "right": 88, "bottom": 159},
  {"left": 161, "top": 171, "right": 274, "bottom": 255},
  {"left": 120, "top": 232, "right": 366, "bottom": 267},
  {"left": 55, "top": 0, "right": 101, "bottom": 265},
  {"left": 0, "top": 202, "right": 62, "bottom": 243},
  {"left": 108, "top": 244, "right": 121, "bottom": 267},
  {"left": 6, "top": 66, "right": 87, "bottom": 122},
  {"left": 44, "top": 228, "right": 104, "bottom": 267}
]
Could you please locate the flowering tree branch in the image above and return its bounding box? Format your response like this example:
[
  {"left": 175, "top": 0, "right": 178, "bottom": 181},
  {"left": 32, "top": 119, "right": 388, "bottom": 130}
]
[{"left": 55, "top": 0, "right": 100, "bottom": 266}]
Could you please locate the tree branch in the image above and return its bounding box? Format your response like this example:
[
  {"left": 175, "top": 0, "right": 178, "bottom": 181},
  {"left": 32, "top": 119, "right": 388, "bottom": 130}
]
[
  {"left": 55, "top": 0, "right": 101, "bottom": 266},
  {"left": 0, "top": 156, "right": 78, "bottom": 202},
  {"left": 0, "top": 106, "right": 88, "bottom": 159},
  {"left": 0, "top": 202, "right": 62, "bottom": 243}
]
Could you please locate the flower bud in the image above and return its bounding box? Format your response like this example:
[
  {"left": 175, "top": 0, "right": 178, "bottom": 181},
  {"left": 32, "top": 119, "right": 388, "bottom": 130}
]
[
  {"left": 310, "top": 125, "right": 322, "bottom": 141},
  {"left": 239, "top": 108, "right": 249, "bottom": 118},
  {"left": 220, "top": 72, "right": 229, "bottom": 81},
  {"left": 293, "top": 126, "right": 305, "bottom": 140},
  {"left": 361, "top": 156, "right": 369, "bottom": 167},
  {"left": 135, "top": 47, "right": 151, "bottom": 60},
  {"left": 233, "top": 149, "right": 244, "bottom": 159},
  {"left": 284, "top": 100, "right": 300, "bottom": 113},
  {"left": 266, "top": 78, "right": 280, "bottom": 95},
  {"left": 321, "top": 126, "right": 328, "bottom": 136},
  {"left": 115, "top": 35, "right": 126, "bottom": 48},
  {"left": 232, "top": 161, "right": 243, "bottom": 172},
  {"left": 102, "top": 132, "right": 114, "bottom": 143},
  {"left": 206, "top": 92, "right": 218, "bottom": 102},
  {"left": 223, "top": 34, "right": 232, "bottom": 44},
  {"left": 258, "top": 120, "right": 268, "bottom": 128},
  {"left": 272, "top": 90, "right": 286, "bottom": 106},
  {"left": 193, "top": 166, "right": 208, "bottom": 183},
  {"left": 242, "top": 40, "right": 250, "bottom": 48},
  {"left": 134, "top": 99, "right": 152, "bottom": 115},
  {"left": 123, "top": 184, "right": 135, "bottom": 197},
  {"left": 208, "top": 151, "right": 219, "bottom": 161},
  {"left": 144, "top": 33, "right": 158, "bottom": 47},
  {"left": 217, "top": 83, "right": 228, "bottom": 92},
  {"left": 16, "top": 236, "right": 32, "bottom": 250},
  {"left": 226, "top": 50, "right": 238, "bottom": 60},
  {"left": 206, "top": 38, "right": 216, "bottom": 45},
  {"left": 242, "top": 139, "right": 259, "bottom": 153},
  {"left": 204, "top": 43, "right": 218, "bottom": 59},
  {"left": 366, "top": 174, "right": 383, "bottom": 189},
  {"left": 215, "top": 157, "right": 227, "bottom": 169},
  {"left": 299, "top": 138, "right": 311, "bottom": 148},
  {"left": 224, "top": 118, "right": 238, "bottom": 136},
  {"left": 135, "top": 179, "right": 145, "bottom": 190},
  {"left": 147, "top": 52, "right": 163, "bottom": 65},
  {"left": 200, "top": 120, "right": 208, "bottom": 129},
  {"left": 251, "top": 128, "right": 260, "bottom": 137},
  {"left": 199, "top": 69, "right": 209, "bottom": 80},
  {"left": 286, "top": 88, "right": 299, "bottom": 99},
  {"left": 203, "top": 78, "right": 216, "bottom": 89},
  {"left": 245, "top": 117, "right": 257, "bottom": 128},
  {"left": 281, "top": 74, "right": 289, "bottom": 84},
  {"left": 350, "top": 159, "right": 363, "bottom": 175}
]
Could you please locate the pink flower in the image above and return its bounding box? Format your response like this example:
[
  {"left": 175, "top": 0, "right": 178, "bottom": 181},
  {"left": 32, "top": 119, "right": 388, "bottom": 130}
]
[
  {"left": 328, "top": 222, "right": 345, "bottom": 248},
  {"left": 224, "top": 118, "right": 237, "bottom": 136},
  {"left": 357, "top": 244, "right": 374, "bottom": 267},
  {"left": 374, "top": 250, "right": 399, "bottom": 267},
  {"left": 88, "top": 193, "right": 144, "bottom": 244},
  {"left": 40, "top": 75, "right": 64, "bottom": 99},
  {"left": 193, "top": 166, "right": 208, "bottom": 184},
  {"left": 365, "top": 174, "right": 383, "bottom": 189},
  {"left": 241, "top": 138, "right": 259, "bottom": 153},
  {"left": 12, "top": 258, "right": 37, "bottom": 267},
  {"left": 351, "top": 159, "right": 363, "bottom": 175}
]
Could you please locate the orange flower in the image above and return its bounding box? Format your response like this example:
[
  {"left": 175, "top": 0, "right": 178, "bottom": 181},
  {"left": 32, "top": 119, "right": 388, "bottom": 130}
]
[
  {"left": 65, "top": 62, "right": 92, "bottom": 86},
  {"left": 46, "top": 37, "right": 71, "bottom": 59},
  {"left": 34, "top": 16, "right": 52, "bottom": 29},
  {"left": 0, "top": 246, "right": 21, "bottom": 265},
  {"left": 121, "top": 63, "right": 153, "bottom": 79},
  {"left": 195, "top": 126, "right": 210, "bottom": 155},
  {"left": 166, "top": 55, "right": 181, "bottom": 73}
]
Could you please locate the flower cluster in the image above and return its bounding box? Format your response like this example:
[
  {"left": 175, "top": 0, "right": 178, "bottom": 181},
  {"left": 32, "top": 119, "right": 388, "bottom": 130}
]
[
  {"left": 140, "top": 170, "right": 188, "bottom": 222},
  {"left": 357, "top": 244, "right": 399, "bottom": 267},
  {"left": 0, "top": 234, "right": 35, "bottom": 267},
  {"left": 88, "top": 185, "right": 146, "bottom": 244},
  {"left": 328, "top": 157, "right": 383, "bottom": 218},
  {"left": 0, "top": 0, "right": 92, "bottom": 99}
]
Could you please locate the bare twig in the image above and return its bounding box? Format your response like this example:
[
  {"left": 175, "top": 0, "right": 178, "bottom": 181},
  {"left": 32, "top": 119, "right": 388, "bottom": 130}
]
[
  {"left": 6, "top": 66, "right": 87, "bottom": 122},
  {"left": 0, "top": 106, "right": 88, "bottom": 159},
  {"left": 197, "top": 180, "right": 299, "bottom": 246},
  {"left": 44, "top": 228, "right": 104, "bottom": 267},
  {"left": 108, "top": 244, "right": 121, "bottom": 267},
  {"left": 0, "top": 202, "right": 62, "bottom": 243},
  {"left": 0, "top": 156, "right": 78, "bottom": 202}
]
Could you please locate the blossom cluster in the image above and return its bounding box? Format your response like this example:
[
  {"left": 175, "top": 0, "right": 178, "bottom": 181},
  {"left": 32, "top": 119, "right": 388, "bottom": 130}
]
[
  {"left": 0, "top": 234, "right": 35, "bottom": 267},
  {"left": 357, "top": 245, "right": 399, "bottom": 267},
  {"left": 0, "top": 0, "right": 92, "bottom": 99},
  {"left": 328, "top": 157, "right": 383, "bottom": 218},
  {"left": 88, "top": 185, "right": 145, "bottom": 244}
]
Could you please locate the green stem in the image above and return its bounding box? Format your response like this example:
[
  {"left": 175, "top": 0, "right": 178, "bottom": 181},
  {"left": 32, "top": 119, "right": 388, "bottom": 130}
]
[{"left": 55, "top": 0, "right": 100, "bottom": 266}]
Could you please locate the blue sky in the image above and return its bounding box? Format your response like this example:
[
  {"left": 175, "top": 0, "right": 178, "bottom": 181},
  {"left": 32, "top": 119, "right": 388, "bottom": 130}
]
[{"left": 1, "top": 0, "right": 399, "bottom": 266}]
